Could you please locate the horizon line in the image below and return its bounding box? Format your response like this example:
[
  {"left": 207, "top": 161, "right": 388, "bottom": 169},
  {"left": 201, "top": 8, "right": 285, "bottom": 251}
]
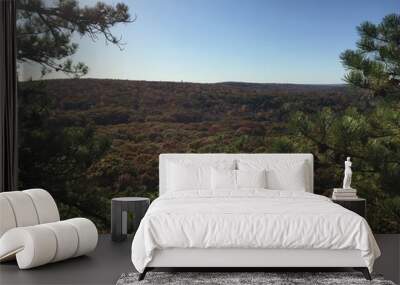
[{"left": 19, "top": 77, "right": 348, "bottom": 86}]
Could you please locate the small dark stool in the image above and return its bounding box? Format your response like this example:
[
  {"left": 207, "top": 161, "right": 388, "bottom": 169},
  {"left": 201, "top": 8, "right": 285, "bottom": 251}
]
[{"left": 111, "top": 197, "right": 150, "bottom": 242}]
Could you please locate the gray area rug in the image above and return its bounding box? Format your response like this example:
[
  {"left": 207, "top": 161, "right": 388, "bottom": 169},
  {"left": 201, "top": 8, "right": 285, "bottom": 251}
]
[{"left": 116, "top": 272, "right": 396, "bottom": 285}]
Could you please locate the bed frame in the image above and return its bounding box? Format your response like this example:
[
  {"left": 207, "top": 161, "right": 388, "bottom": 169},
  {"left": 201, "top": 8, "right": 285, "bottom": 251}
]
[{"left": 139, "top": 154, "right": 371, "bottom": 280}]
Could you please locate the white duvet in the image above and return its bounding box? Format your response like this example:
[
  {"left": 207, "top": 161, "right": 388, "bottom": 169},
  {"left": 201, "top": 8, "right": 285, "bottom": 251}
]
[{"left": 131, "top": 190, "right": 380, "bottom": 273}]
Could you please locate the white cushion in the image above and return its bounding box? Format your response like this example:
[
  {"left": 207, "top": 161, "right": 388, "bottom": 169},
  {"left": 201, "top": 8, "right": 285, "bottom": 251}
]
[
  {"left": 23, "top": 189, "right": 60, "bottom": 224},
  {"left": 166, "top": 160, "right": 235, "bottom": 192},
  {"left": 0, "top": 226, "right": 57, "bottom": 269},
  {"left": 65, "top": 218, "right": 98, "bottom": 257},
  {"left": 211, "top": 169, "right": 267, "bottom": 191},
  {"left": 167, "top": 162, "right": 211, "bottom": 191},
  {"left": 42, "top": 221, "right": 79, "bottom": 262},
  {"left": 237, "top": 169, "right": 267, "bottom": 188},
  {"left": 1, "top": 191, "right": 39, "bottom": 227},
  {"left": 0, "top": 196, "right": 16, "bottom": 237},
  {"left": 211, "top": 168, "right": 236, "bottom": 190},
  {"left": 238, "top": 159, "right": 307, "bottom": 191}
]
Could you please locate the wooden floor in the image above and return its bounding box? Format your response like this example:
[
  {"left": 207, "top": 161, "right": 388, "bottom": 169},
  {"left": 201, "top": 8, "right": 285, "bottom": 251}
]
[{"left": 0, "top": 234, "right": 399, "bottom": 285}]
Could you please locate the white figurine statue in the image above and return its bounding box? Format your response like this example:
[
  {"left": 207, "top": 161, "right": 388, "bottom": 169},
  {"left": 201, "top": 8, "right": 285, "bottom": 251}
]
[{"left": 343, "top": 157, "right": 353, "bottom": 189}]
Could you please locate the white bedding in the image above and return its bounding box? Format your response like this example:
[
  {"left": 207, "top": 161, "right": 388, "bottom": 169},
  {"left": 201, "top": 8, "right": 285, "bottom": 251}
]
[{"left": 131, "top": 190, "right": 380, "bottom": 273}]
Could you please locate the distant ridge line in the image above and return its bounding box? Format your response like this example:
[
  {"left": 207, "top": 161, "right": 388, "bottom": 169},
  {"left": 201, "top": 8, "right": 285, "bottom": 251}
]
[
  {"left": 24, "top": 77, "right": 347, "bottom": 88},
  {"left": 218, "top": 81, "right": 347, "bottom": 87}
]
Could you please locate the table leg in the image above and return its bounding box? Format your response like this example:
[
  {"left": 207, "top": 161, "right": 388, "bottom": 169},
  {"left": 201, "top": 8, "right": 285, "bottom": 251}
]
[{"left": 111, "top": 201, "right": 123, "bottom": 241}]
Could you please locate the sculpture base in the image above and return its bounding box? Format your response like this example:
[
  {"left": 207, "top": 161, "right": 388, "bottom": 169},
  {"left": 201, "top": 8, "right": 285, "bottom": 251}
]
[
  {"left": 332, "top": 188, "right": 358, "bottom": 200},
  {"left": 334, "top": 188, "right": 356, "bottom": 192}
]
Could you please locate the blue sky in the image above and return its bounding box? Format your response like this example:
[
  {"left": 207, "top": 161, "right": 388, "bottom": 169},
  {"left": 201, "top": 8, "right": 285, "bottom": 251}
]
[{"left": 22, "top": 0, "right": 399, "bottom": 84}]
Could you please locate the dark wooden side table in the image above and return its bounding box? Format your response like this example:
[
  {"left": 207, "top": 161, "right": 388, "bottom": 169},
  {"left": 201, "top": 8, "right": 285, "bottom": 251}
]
[
  {"left": 111, "top": 197, "right": 150, "bottom": 242},
  {"left": 331, "top": 198, "right": 366, "bottom": 218}
]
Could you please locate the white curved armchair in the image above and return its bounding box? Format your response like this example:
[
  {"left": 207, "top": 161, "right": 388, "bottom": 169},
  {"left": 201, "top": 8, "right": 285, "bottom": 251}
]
[{"left": 0, "top": 189, "right": 98, "bottom": 269}]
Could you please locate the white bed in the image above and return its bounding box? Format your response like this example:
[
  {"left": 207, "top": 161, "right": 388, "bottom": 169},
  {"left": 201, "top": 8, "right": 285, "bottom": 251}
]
[{"left": 131, "top": 154, "right": 380, "bottom": 280}]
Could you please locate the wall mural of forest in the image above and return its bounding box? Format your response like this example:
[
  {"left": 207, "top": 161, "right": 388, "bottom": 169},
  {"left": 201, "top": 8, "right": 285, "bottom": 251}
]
[{"left": 17, "top": 0, "right": 399, "bottom": 233}]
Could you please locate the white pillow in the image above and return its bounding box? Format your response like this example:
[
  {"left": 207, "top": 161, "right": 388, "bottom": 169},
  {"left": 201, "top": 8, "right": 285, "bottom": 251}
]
[
  {"left": 166, "top": 160, "right": 235, "bottom": 192},
  {"left": 238, "top": 159, "right": 307, "bottom": 191},
  {"left": 211, "top": 168, "right": 236, "bottom": 190},
  {"left": 167, "top": 162, "right": 210, "bottom": 191},
  {"left": 211, "top": 168, "right": 267, "bottom": 191},
  {"left": 236, "top": 169, "right": 267, "bottom": 188}
]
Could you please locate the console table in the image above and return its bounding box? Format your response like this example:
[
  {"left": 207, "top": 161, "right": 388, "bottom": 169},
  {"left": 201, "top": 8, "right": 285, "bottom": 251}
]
[{"left": 111, "top": 197, "right": 150, "bottom": 242}]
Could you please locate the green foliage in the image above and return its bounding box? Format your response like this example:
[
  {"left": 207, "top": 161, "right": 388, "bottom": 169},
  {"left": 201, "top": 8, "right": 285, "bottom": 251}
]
[
  {"left": 17, "top": 0, "right": 133, "bottom": 77},
  {"left": 18, "top": 81, "right": 113, "bottom": 230},
  {"left": 291, "top": 14, "right": 400, "bottom": 233},
  {"left": 290, "top": 103, "right": 400, "bottom": 232},
  {"left": 340, "top": 14, "right": 400, "bottom": 97}
]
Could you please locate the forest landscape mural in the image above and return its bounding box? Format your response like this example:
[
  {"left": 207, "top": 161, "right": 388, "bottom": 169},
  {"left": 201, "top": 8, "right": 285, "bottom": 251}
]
[{"left": 17, "top": 0, "right": 400, "bottom": 233}]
